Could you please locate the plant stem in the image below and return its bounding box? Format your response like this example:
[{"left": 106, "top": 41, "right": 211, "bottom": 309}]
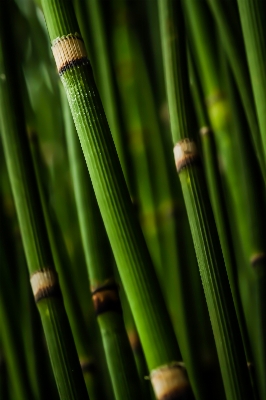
[
  {"left": 29, "top": 131, "right": 104, "bottom": 400},
  {"left": 206, "top": 0, "right": 266, "bottom": 180},
  {"left": 62, "top": 87, "right": 142, "bottom": 400},
  {"left": 189, "top": 53, "right": 252, "bottom": 364},
  {"left": 0, "top": 2, "right": 89, "bottom": 399},
  {"left": 235, "top": 0, "right": 266, "bottom": 173},
  {"left": 158, "top": 1, "right": 254, "bottom": 399},
  {"left": 40, "top": 1, "right": 192, "bottom": 398}
]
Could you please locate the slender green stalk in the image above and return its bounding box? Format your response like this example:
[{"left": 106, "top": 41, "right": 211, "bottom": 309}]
[
  {"left": 61, "top": 87, "right": 142, "bottom": 400},
  {"left": 0, "top": 210, "right": 34, "bottom": 400},
  {"left": 236, "top": 0, "right": 266, "bottom": 181},
  {"left": 118, "top": 4, "right": 222, "bottom": 399},
  {"left": 189, "top": 54, "right": 251, "bottom": 363},
  {"left": 223, "top": 62, "right": 266, "bottom": 400},
  {"left": 206, "top": 0, "right": 266, "bottom": 180},
  {"left": 158, "top": 1, "right": 253, "bottom": 399},
  {"left": 0, "top": 2, "right": 89, "bottom": 399},
  {"left": 18, "top": 240, "right": 57, "bottom": 400},
  {"left": 0, "top": 344, "right": 9, "bottom": 400},
  {"left": 140, "top": 13, "right": 222, "bottom": 397},
  {"left": 29, "top": 132, "right": 104, "bottom": 400},
  {"left": 186, "top": 0, "right": 266, "bottom": 393},
  {"left": 111, "top": 0, "right": 162, "bottom": 270},
  {"left": 40, "top": 1, "right": 192, "bottom": 398},
  {"left": 78, "top": 0, "right": 131, "bottom": 186}
]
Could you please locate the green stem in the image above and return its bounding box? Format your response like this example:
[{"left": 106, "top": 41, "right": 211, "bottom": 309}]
[
  {"left": 158, "top": 1, "right": 254, "bottom": 399},
  {"left": 62, "top": 87, "right": 142, "bottom": 400},
  {"left": 189, "top": 54, "right": 252, "bottom": 364},
  {"left": 0, "top": 2, "right": 89, "bottom": 399},
  {"left": 235, "top": 0, "right": 266, "bottom": 173},
  {"left": 29, "top": 132, "right": 104, "bottom": 400},
  {"left": 0, "top": 209, "right": 33, "bottom": 400},
  {"left": 206, "top": 0, "right": 266, "bottom": 180},
  {"left": 40, "top": 1, "right": 191, "bottom": 398}
]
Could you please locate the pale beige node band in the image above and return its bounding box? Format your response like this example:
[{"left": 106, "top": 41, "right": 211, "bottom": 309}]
[
  {"left": 52, "top": 33, "right": 87, "bottom": 74},
  {"left": 174, "top": 138, "right": 199, "bottom": 173},
  {"left": 30, "top": 268, "right": 60, "bottom": 303},
  {"left": 150, "top": 363, "right": 189, "bottom": 400}
]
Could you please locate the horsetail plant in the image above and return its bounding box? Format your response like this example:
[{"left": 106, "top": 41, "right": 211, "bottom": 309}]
[
  {"left": 0, "top": 204, "right": 34, "bottom": 400},
  {"left": 235, "top": 0, "right": 266, "bottom": 168},
  {"left": 76, "top": 0, "right": 131, "bottom": 187},
  {"left": 188, "top": 55, "right": 251, "bottom": 363},
  {"left": 110, "top": 2, "right": 221, "bottom": 399},
  {"left": 222, "top": 61, "right": 266, "bottom": 400},
  {"left": 2, "top": 1, "right": 266, "bottom": 400},
  {"left": 158, "top": 1, "right": 254, "bottom": 399},
  {"left": 184, "top": 1, "right": 266, "bottom": 396},
  {"left": 76, "top": 4, "right": 152, "bottom": 392},
  {"left": 40, "top": 0, "right": 194, "bottom": 399},
  {"left": 110, "top": 0, "right": 164, "bottom": 271},
  {"left": 62, "top": 87, "right": 143, "bottom": 400},
  {"left": 206, "top": 0, "right": 266, "bottom": 179},
  {"left": 29, "top": 131, "right": 104, "bottom": 400},
  {"left": 0, "top": 2, "right": 89, "bottom": 399}
]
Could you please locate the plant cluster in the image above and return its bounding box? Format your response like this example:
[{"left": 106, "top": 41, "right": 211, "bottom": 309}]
[{"left": 0, "top": 1, "right": 265, "bottom": 400}]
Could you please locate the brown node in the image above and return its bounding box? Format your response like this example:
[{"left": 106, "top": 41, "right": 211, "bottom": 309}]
[
  {"left": 150, "top": 362, "right": 191, "bottom": 400},
  {"left": 91, "top": 280, "right": 122, "bottom": 316},
  {"left": 174, "top": 139, "right": 200, "bottom": 173},
  {"left": 30, "top": 268, "right": 61, "bottom": 303}
]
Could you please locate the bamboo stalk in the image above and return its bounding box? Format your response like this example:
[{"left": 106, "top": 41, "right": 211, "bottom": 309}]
[
  {"left": 158, "top": 1, "right": 254, "bottom": 399},
  {"left": 40, "top": 1, "right": 192, "bottom": 398},
  {"left": 0, "top": 2, "right": 89, "bottom": 399}
]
